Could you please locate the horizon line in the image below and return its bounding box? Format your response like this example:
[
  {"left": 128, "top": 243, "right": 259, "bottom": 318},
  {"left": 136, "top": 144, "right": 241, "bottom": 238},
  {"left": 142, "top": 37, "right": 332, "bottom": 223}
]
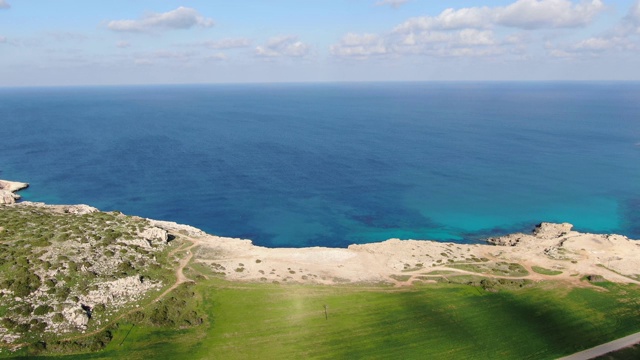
[{"left": 2, "top": 79, "right": 640, "bottom": 90}]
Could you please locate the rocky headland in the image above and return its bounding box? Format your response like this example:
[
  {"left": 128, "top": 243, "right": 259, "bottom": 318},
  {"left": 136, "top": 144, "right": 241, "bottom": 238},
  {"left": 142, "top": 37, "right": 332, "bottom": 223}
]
[{"left": 0, "top": 180, "right": 29, "bottom": 205}]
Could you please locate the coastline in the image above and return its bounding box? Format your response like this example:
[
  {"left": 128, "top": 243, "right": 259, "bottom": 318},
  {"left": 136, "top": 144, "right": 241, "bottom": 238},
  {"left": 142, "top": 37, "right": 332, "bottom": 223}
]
[
  {"left": 3, "top": 179, "right": 640, "bottom": 287},
  {"left": 0, "top": 179, "right": 29, "bottom": 204}
]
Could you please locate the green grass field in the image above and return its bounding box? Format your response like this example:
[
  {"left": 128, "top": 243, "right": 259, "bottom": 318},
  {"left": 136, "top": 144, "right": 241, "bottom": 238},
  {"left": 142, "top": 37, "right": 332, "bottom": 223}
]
[
  {"left": 13, "top": 276, "right": 640, "bottom": 360},
  {"left": 532, "top": 266, "right": 563, "bottom": 276}
]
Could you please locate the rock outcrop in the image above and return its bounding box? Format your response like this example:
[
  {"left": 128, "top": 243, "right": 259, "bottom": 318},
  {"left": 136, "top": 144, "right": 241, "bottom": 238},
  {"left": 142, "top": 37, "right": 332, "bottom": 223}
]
[
  {"left": 0, "top": 180, "right": 28, "bottom": 204},
  {"left": 18, "top": 201, "right": 99, "bottom": 214},
  {"left": 149, "top": 219, "right": 206, "bottom": 237},
  {"left": 486, "top": 233, "right": 528, "bottom": 246},
  {"left": 533, "top": 222, "right": 573, "bottom": 239}
]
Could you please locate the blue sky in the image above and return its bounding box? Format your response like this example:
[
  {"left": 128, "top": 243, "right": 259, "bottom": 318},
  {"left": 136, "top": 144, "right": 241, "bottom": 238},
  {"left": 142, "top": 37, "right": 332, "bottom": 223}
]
[{"left": 1, "top": 0, "right": 639, "bottom": 86}]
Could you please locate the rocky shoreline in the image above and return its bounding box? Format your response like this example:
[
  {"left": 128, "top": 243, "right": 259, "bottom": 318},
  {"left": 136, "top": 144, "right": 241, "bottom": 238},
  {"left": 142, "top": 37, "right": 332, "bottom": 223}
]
[
  {"left": 3, "top": 179, "right": 640, "bottom": 288},
  {"left": 0, "top": 180, "right": 29, "bottom": 205}
]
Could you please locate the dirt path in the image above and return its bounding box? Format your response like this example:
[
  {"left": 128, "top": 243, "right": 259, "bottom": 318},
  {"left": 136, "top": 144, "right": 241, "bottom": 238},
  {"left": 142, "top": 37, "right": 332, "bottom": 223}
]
[
  {"left": 557, "top": 332, "right": 640, "bottom": 360},
  {"left": 153, "top": 235, "right": 200, "bottom": 302}
]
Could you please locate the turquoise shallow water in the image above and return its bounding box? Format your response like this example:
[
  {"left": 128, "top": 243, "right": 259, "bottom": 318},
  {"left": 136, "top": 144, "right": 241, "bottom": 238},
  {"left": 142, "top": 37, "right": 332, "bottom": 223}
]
[{"left": 1, "top": 82, "right": 639, "bottom": 247}]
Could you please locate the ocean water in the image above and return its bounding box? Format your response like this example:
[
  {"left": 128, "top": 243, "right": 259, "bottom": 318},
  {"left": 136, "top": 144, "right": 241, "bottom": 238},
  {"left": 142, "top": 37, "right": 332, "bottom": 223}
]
[{"left": 1, "top": 82, "right": 639, "bottom": 248}]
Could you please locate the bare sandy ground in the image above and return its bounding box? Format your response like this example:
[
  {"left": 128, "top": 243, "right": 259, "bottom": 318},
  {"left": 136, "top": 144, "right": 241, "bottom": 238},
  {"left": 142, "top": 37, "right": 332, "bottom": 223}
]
[{"left": 148, "top": 220, "right": 640, "bottom": 287}]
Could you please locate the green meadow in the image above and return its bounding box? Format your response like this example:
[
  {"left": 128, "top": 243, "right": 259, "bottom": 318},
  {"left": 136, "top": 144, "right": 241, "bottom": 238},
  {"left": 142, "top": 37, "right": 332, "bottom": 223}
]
[{"left": 13, "top": 276, "right": 640, "bottom": 360}]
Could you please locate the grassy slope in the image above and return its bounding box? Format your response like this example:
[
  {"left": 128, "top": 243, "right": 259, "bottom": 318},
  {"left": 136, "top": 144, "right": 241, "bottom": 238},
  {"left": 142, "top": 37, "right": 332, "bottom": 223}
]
[{"left": 17, "top": 278, "right": 640, "bottom": 360}]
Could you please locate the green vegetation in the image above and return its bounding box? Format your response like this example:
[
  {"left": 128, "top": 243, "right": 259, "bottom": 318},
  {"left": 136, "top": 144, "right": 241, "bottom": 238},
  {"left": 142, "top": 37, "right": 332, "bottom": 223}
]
[
  {"left": 422, "top": 270, "right": 457, "bottom": 275},
  {"left": 446, "top": 261, "right": 529, "bottom": 277},
  {"left": 532, "top": 266, "right": 563, "bottom": 276},
  {"left": 9, "top": 277, "right": 640, "bottom": 359},
  {"left": 389, "top": 274, "right": 412, "bottom": 282},
  {"left": 0, "top": 205, "right": 177, "bottom": 353}
]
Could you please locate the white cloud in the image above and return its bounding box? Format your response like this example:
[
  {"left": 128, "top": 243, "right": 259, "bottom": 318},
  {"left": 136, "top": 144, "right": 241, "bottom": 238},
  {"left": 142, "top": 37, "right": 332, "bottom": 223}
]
[
  {"left": 375, "top": 0, "right": 410, "bottom": 9},
  {"left": 255, "top": 36, "right": 310, "bottom": 58},
  {"left": 331, "top": 29, "right": 502, "bottom": 59},
  {"left": 623, "top": 0, "right": 640, "bottom": 33},
  {"left": 402, "top": 29, "right": 496, "bottom": 46},
  {"left": 116, "top": 41, "right": 131, "bottom": 48},
  {"left": 205, "top": 53, "right": 228, "bottom": 61},
  {"left": 394, "top": 0, "right": 605, "bottom": 33},
  {"left": 203, "top": 38, "right": 251, "bottom": 49},
  {"left": 547, "top": 1, "right": 640, "bottom": 57},
  {"left": 549, "top": 34, "right": 635, "bottom": 57},
  {"left": 330, "top": 33, "right": 388, "bottom": 58},
  {"left": 573, "top": 37, "right": 616, "bottom": 51},
  {"left": 0, "top": 36, "right": 6, "bottom": 43},
  {"left": 394, "top": 8, "right": 492, "bottom": 33},
  {"left": 394, "top": 29, "right": 501, "bottom": 57},
  {"left": 0, "top": 0, "right": 10, "bottom": 10},
  {"left": 455, "top": 29, "right": 496, "bottom": 45},
  {"left": 496, "top": 0, "right": 604, "bottom": 29},
  {"left": 108, "top": 7, "right": 214, "bottom": 33},
  {"left": 350, "top": 0, "right": 608, "bottom": 61}
]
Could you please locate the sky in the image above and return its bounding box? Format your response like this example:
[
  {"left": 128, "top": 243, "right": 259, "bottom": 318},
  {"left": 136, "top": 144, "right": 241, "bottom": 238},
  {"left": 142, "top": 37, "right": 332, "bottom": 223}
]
[{"left": 1, "top": 0, "right": 640, "bottom": 86}]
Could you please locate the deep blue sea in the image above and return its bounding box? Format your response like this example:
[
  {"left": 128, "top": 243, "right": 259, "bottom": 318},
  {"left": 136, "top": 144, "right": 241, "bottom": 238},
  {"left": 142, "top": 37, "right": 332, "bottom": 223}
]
[{"left": 1, "top": 82, "right": 639, "bottom": 247}]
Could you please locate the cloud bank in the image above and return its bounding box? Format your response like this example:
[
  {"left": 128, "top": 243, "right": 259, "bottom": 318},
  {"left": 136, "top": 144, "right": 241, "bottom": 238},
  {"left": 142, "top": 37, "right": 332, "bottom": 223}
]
[
  {"left": 108, "top": 7, "right": 214, "bottom": 33},
  {"left": 332, "top": 0, "right": 607, "bottom": 59},
  {"left": 547, "top": 0, "right": 640, "bottom": 57},
  {"left": 394, "top": 0, "right": 605, "bottom": 33},
  {"left": 255, "top": 36, "right": 310, "bottom": 58}
]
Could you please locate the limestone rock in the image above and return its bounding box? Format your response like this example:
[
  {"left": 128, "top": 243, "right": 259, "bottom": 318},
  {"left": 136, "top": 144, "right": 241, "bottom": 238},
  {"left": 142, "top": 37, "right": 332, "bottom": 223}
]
[
  {"left": 533, "top": 222, "right": 573, "bottom": 239},
  {"left": 0, "top": 180, "right": 29, "bottom": 204},
  {"left": 140, "top": 227, "right": 169, "bottom": 245},
  {"left": 62, "top": 204, "right": 99, "bottom": 215},
  {"left": 80, "top": 275, "right": 162, "bottom": 309},
  {"left": 62, "top": 307, "right": 90, "bottom": 329},
  {"left": 487, "top": 233, "right": 528, "bottom": 246},
  {"left": 0, "top": 180, "right": 29, "bottom": 193},
  {"left": 149, "top": 219, "right": 206, "bottom": 237},
  {"left": 0, "top": 190, "right": 18, "bottom": 204},
  {"left": 16, "top": 201, "right": 99, "bottom": 214}
]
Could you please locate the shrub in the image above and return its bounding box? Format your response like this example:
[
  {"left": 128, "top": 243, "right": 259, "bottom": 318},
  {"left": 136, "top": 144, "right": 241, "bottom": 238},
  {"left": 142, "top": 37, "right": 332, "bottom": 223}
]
[
  {"left": 10, "top": 272, "right": 41, "bottom": 297},
  {"left": 33, "top": 305, "right": 53, "bottom": 316},
  {"left": 52, "top": 313, "right": 65, "bottom": 323}
]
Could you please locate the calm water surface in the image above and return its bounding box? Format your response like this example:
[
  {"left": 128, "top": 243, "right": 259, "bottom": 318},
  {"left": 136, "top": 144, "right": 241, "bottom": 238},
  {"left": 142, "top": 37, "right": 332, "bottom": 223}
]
[{"left": 1, "top": 82, "right": 639, "bottom": 247}]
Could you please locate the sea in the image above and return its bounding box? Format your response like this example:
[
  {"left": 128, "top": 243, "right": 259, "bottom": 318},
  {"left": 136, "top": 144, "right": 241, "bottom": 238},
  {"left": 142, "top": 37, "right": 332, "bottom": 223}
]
[{"left": 1, "top": 82, "right": 639, "bottom": 248}]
